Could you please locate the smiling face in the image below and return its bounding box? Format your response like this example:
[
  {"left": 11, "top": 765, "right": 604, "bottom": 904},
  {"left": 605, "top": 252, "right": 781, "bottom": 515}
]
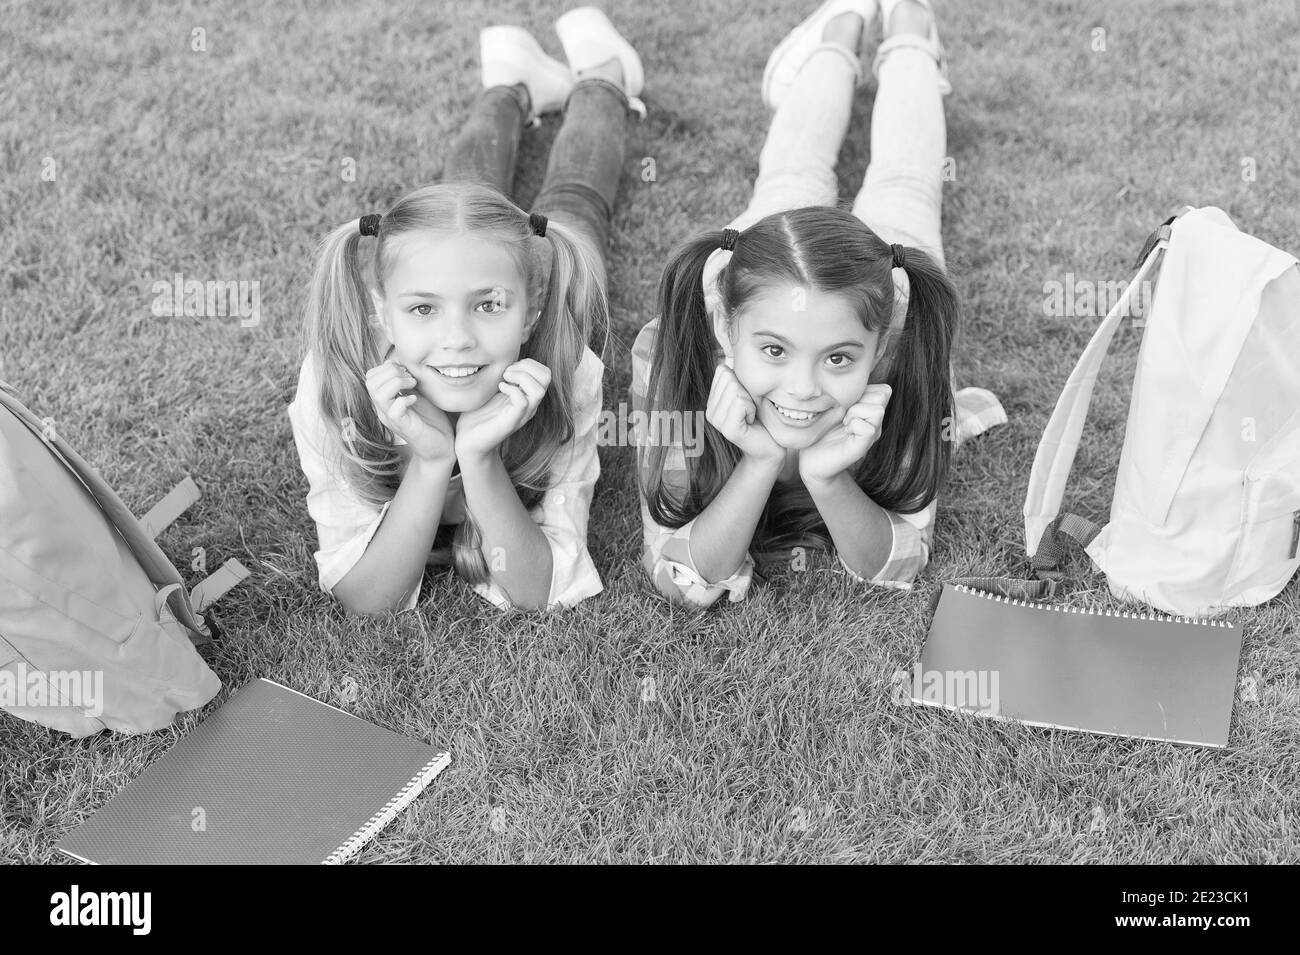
[
  {"left": 375, "top": 231, "right": 535, "bottom": 413},
  {"left": 728, "top": 284, "right": 881, "bottom": 450}
]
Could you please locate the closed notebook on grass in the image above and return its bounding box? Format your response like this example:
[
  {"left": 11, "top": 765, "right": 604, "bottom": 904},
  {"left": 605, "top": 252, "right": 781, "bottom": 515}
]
[
  {"left": 56, "top": 678, "right": 450, "bottom": 864},
  {"left": 913, "top": 583, "right": 1243, "bottom": 747}
]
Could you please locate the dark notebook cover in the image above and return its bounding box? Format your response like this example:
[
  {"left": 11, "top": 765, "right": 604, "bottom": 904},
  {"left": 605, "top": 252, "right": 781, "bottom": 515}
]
[
  {"left": 912, "top": 583, "right": 1243, "bottom": 747},
  {"left": 56, "top": 678, "right": 450, "bottom": 864}
]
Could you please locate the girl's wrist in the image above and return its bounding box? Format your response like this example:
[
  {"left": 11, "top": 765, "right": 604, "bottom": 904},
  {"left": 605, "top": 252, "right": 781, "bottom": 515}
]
[
  {"left": 406, "top": 454, "right": 456, "bottom": 483},
  {"left": 741, "top": 440, "right": 785, "bottom": 469},
  {"left": 454, "top": 444, "right": 502, "bottom": 474},
  {"left": 803, "top": 468, "right": 852, "bottom": 497},
  {"left": 738, "top": 450, "right": 784, "bottom": 484}
]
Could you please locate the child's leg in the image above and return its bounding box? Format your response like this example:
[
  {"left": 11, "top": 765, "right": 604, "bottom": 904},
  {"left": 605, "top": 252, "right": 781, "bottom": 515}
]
[
  {"left": 730, "top": 41, "right": 859, "bottom": 232},
  {"left": 534, "top": 7, "right": 648, "bottom": 276},
  {"left": 850, "top": 0, "right": 947, "bottom": 269},
  {"left": 531, "top": 73, "right": 633, "bottom": 276},
  {"left": 442, "top": 26, "right": 574, "bottom": 197},
  {"left": 440, "top": 85, "right": 529, "bottom": 196}
]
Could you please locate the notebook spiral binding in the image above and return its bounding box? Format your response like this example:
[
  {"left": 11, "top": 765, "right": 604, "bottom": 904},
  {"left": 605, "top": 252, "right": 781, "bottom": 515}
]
[
  {"left": 951, "top": 584, "right": 1234, "bottom": 628},
  {"left": 323, "top": 753, "right": 451, "bottom": 865}
]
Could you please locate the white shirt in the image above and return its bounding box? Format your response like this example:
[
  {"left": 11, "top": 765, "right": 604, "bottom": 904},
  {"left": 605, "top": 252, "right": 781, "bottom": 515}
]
[{"left": 287, "top": 348, "right": 605, "bottom": 612}]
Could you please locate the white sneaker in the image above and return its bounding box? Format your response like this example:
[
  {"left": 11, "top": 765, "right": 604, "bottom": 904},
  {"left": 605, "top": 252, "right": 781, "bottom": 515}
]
[
  {"left": 762, "top": 0, "right": 879, "bottom": 111},
  {"left": 874, "top": 0, "right": 951, "bottom": 95},
  {"left": 480, "top": 25, "right": 575, "bottom": 119},
  {"left": 555, "top": 6, "right": 646, "bottom": 117}
]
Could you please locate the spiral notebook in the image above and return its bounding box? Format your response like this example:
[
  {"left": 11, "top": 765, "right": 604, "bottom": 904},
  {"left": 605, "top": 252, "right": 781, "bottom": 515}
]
[
  {"left": 55, "top": 678, "right": 450, "bottom": 864},
  {"left": 912, "top": 583, "right": 1243, "bottom": 747}
]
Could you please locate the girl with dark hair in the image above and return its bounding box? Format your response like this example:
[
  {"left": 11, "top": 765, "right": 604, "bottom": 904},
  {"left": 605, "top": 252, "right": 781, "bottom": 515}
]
[{"left": 631, "top": 0, "right": 1006, "bottom": 607}]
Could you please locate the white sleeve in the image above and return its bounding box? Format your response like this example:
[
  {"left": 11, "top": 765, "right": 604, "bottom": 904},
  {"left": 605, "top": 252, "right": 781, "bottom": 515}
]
[
  {"left": 835, "top": 499, "right": 934, "bottom": 591},
  {"left": 286, "top": 353, "right": 422, "bottom": 612}
]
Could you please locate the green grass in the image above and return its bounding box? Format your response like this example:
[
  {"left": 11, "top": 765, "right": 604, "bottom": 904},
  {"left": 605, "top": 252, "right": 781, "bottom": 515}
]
[{"left": 3, "top": 0, "right": 1298, "bottom": 863}]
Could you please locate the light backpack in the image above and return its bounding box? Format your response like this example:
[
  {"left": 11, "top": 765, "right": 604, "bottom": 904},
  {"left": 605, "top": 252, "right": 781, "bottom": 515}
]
[
  {"left": 1023, "top": 206, "right": 1300, "bottom": 619},
  {"left": 0, "top": 381, "right": 247, "bottom": 737}
]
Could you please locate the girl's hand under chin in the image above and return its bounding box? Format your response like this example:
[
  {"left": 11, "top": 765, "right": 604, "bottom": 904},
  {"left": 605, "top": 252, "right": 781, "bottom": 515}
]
[
  {"left": 797, "top": 384, "right": 891, "bottom": 485},
  {"left": 453, "top": 358, "right": 552, "bottom": 460},
  {"left": 706, "top": 364, "right": 785, "bottom": 467},
  {"left": 367, "top": 359, "right": 456, "bottom": 465}
]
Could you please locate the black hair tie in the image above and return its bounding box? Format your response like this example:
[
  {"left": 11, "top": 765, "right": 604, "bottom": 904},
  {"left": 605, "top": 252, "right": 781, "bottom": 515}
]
[
  {"left": 529, "top": 212, "right": 548, "bottom": 237},
  {"left": 720, "top": 228, "right": 740, "bottom": 252},
  {"left": 359, "top": 214, "right": 382, "bottom": 237},
  {"left": 891, "top": 243, "right": 907, "bottom": 269}
]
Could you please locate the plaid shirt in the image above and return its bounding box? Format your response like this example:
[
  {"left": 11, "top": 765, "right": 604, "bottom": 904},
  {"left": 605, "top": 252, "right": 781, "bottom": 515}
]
[{"left": 630, "top": 317, "right": 1007, "bottom": 608}]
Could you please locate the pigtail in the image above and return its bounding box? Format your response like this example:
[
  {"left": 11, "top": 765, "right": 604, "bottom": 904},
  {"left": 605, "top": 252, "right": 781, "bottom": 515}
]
[
  {"left": 302, "top": 219, "right": 402, "bottom": 505},
  {"left": 643, "top": 233, "right": 742, "bottom": 528},
  {"left": 856, "top": 245, "right": 957, "bottom": 514},
  {"left": 449, "top": 214, "right": 612, "bottom": 592},
  {"left": 520, "top": 217, "right": 608, "bottom": 458}
]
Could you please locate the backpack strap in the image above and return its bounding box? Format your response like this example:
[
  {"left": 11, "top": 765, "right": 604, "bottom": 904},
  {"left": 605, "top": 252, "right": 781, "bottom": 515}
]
[
  {"left": 1131, "top": 207, "right": 1191, "bottom": 270},
  {"left": 1022, "top": 223, "right": 1171, "bottom": 577},
  {"left": 190, "top": 558, "right": 250, "bottom": 613},
  {"left": 1028, "top": 512, "right": 1104, "bottom": 579},
  {"left": 141, "top": 477, "right": 249, "bottom": 625},
  {"left": 141, "top": 476, "right": 201, "bottom": 538}
]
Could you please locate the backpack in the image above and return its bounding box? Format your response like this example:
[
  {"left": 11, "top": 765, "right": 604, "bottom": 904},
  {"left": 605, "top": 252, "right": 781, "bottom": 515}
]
[
  {"left": 0, "top": 381, "right": 246, "bottom": 737},
  {"left": 1023, "top": 206, "right": 1300, "bottom": 619}
]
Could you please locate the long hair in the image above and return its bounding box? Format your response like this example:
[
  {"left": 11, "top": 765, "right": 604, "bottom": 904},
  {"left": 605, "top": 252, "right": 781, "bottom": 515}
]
[
  {"left": 301, "top": 181, "right": 608, "bottom": 585},
  {"left": 642, "top": 205, "right": 956, "bottom": 565}
]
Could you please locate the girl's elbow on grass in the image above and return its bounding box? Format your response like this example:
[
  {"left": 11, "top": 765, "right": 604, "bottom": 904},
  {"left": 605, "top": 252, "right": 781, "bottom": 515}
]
[
  {"left": 868, "top": 547, "right": 929, "bottom": 591},
  {"left": 332, "top": 586, "right": 385, "bottom": 618},
  {"left": 329, "top": 571, "right": 416, "bottom": 618},
  {"left": 496, "top": 582, "right": 564, "bottom": 612},
  {"left": 643, "top": 551, "right": 729, "bottom": 610},
  {"left": 332, "top": 587, "right": 391, "bottom": 618},
  {"left": 507, "top": 595, "right": 552, "bottom": 612},
  {"left": 672, "top": 588, "right": 723, "bottom": 611},
  {"left": 655, "top": 574, "right": 697, "bottom": 608}
]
